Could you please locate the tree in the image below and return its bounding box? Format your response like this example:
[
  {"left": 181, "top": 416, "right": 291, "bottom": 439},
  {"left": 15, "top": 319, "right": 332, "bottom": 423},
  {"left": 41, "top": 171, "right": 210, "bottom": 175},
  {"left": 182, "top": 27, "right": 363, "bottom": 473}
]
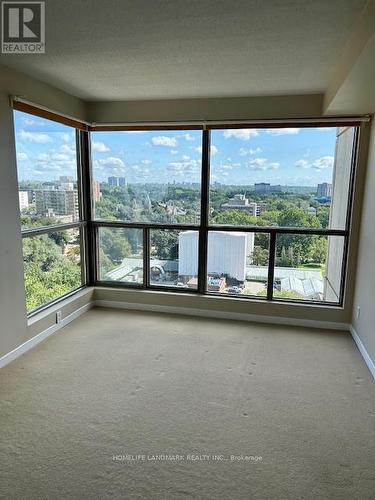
[
  {"left": 251, "top": 246, "right": 269, "bottom": 266},
  {"left": 309, "top": 237, "right": 327, "bottom": 264},
  {"left": 23, "top": 234, "right": 81, "bottom": 312},
  {"left": 100, "top": 228, "right": 132, "bottom": 263},
  {"left": 212, "top": 210, "right": 258, "bottom": 226},
  {"left": 316, "top": 206, "right": 330, "bottom": 228},
  {"left": 278, "top": 246, "right": 291, "bottom": 267},
  {"left": 151, "top": 230, "right": 178, "bottom": 260}
]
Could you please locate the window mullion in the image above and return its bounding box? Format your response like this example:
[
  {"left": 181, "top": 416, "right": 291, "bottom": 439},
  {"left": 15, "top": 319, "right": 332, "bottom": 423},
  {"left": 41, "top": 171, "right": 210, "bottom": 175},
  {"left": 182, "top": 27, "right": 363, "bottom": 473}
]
[{"left": 198, "top": 129, "right": 210, "bottom": 294}]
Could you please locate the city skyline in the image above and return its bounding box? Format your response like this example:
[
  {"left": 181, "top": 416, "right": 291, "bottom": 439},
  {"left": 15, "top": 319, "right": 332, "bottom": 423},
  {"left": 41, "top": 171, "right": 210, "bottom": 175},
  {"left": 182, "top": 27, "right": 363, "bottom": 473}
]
[{"left": 14, "top": 111, "right": 337, "bottom": 187}]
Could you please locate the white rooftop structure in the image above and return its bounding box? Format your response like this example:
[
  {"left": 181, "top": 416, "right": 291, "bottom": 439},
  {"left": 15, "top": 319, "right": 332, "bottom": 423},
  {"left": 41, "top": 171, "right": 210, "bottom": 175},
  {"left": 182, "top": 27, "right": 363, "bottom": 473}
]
[
  {"left": 179, "top": 231, "right": 254, "bottom": 282},
  {"left": 280, "top": 276, "right": 324, "bottom": 300}
]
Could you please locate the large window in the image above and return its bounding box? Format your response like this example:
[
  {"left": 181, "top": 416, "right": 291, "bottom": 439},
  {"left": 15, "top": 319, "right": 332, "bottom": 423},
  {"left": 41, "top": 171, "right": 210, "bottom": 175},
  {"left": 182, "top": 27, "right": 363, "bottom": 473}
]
[
  {"left": 209, "top": 127, "right": 350, "bottom": 229},
  {"left": 14, "top": 110, "right": 85, "bottom": 313},
  {"left": 207, "top": 231, "right": 270, "bottom": 297},
  {"left": 150, "top": 229, "right": 199, "bottom": 289},
  {"left": 23, "top": 229, "right": 83, "bottom": 312},
  {"left": 98, "top": 227, "right": 143, "bottom": 284},
  {"left": 91, "top": 130, "right": 202, "bottom": 224},
  {"left": 93, "top": 125, "right": 357, "bottom": 306}
]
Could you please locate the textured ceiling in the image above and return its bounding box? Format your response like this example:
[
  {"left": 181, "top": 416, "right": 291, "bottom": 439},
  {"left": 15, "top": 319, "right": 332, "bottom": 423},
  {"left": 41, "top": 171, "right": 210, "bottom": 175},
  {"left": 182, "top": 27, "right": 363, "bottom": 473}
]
[{"left": 0, "top": 0, "right": 368, "bottom": 101}]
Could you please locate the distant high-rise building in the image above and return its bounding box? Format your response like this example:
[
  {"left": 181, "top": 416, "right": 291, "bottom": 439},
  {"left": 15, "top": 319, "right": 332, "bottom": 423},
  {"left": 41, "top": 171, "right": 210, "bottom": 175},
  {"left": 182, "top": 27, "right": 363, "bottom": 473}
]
[
  {"left": 221, "top": 194, "right": 261, "bottom": 216},
  {"left": 254, "top": 182, "right": 270, "bottom": 193},
  {"left": 59, "top": 181, "right": 74, "bottom": 191},
  {"left": 254, "top": 183, "right": 282, "bottom": 193},
  {"left": 108, "top": 176, "right": 119, "bottom": 188},
  {"left": 27, "top": 191, "right": 35, "bottom": 204},
  {"left": 18, "top": 191, "right": 29, "bottom": 211},
  {"left": 35, "top": 189, "right": 79, "bottom": 219},
  {"left": 316, "top": 182, "right": 332, "bottom": 198},
  {"left": 58, "top": 175, "right": 74, "bottom": 191},
  {"left": 119, "top": 177, "right": 126, "bottom": 186},
  {"left": 92, "top": 181, "right": 102, "bottom": 203}
]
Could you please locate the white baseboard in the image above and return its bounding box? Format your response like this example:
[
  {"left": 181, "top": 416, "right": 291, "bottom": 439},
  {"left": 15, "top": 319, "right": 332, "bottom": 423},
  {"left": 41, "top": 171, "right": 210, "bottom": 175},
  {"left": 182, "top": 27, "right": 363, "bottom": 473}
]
[
  {"left": 350, "top": 326, "right": 375, "bottom": 380},
  {"left": 94, "top": 299, "right": 350, "bottom": 331},
  {"left": 0, "top": 302, "right": 93, "bottom": 370}
]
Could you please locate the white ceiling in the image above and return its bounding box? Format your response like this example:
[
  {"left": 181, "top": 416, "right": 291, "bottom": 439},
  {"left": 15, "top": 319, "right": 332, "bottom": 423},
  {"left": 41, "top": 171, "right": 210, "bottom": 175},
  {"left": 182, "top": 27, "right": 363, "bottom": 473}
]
[{"left": 0, "top": 0, "right": 368, "bottom": 101}]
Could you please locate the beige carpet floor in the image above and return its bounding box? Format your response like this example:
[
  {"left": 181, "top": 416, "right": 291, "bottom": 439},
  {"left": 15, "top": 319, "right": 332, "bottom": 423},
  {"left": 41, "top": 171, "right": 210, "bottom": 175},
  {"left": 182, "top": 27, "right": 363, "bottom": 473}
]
[{"left": 0, "top": 308, "right": 374, "bottom": 499}]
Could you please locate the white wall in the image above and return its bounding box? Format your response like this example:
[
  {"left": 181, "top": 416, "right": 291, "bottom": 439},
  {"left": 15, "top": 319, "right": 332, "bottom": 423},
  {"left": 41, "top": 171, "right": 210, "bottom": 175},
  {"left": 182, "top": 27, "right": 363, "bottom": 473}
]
[
  {"left": 352, "top": 122, "right": 375, "bottom": 363},
  {"left": 0, "top": 93, "right": 29, "bottom": 357},
  {"left": 0, "top": 64, "right": 87, "bottom": 358},
  {"left": 87, "top": 94, "right": 324, "bottom": 123}
]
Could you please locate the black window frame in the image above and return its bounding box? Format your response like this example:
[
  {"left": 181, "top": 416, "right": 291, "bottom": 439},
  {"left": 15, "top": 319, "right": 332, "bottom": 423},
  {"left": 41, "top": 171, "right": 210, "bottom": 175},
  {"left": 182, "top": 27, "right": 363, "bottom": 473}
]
[
  {"left": 18, "top": 124, "right": 88, "bottom": 317},
  {"left": 13, "top": 109, "right": 361, "bottom": 315},
  {"left": 88, "top": 123, "right": 360, "bottom": 307}
]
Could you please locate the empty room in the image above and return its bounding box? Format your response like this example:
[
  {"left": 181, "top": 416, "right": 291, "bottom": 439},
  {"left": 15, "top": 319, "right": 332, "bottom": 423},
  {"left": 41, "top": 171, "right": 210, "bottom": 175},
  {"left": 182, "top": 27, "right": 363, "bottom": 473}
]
[{"left": 0, "top": 1, "right": 375, "bottom": 498}]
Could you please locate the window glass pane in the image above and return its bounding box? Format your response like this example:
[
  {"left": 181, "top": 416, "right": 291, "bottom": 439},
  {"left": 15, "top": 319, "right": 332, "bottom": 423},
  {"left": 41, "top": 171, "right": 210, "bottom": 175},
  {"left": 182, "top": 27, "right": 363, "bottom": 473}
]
[
  {"left": 209, "top": 127, "right": 355, "bottom": 230},
  {"left": 91, "top": 130, "right": 202, "bottom": 224},
  {"left": 150, "top": 229, "right": 198, "bottom": 289},
  {"left": 13, "top": 111, "right": 80, "bottom": 230},
  {"left": 23, "top": 229, "right": 82, "bottom": 313},
  {"left": 206, "top": 231, "right": 269, "bottom": 297},
  {"left": 98, "top": 228, "right": 143, "bottom": 283},
  {"left": 274, "top": 234, "right": 344, "bottom": 303}
]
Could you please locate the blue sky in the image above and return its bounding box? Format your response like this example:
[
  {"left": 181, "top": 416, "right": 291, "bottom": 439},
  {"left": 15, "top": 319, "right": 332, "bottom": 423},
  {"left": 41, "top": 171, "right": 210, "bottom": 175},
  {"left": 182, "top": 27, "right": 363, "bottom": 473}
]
[{"left": 14, "top": 111, "right": 337, "bottom": 186}]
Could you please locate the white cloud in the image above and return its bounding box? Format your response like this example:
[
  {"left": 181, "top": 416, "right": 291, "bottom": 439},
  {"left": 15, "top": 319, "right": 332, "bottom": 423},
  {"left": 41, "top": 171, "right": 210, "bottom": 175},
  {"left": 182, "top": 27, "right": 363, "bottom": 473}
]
[
  {"left": 19, "top": 130, "right": 52, "bottom": 144},
  {"left": 37, "top": 153, "right": 49, "bottom": 162},
  {"left": 183, "top": 133, "right": 195, "bottom": 141},
  {"left": 295, "top": 156, "right": 334, "bottom": 171},
  {"left": 247, "top": 158, "right": 280, "bottom": 171},
  {"left": 22, "top": 117, "right": 45, "bottom": 127},
  {"left": 61, "top": 133, "right": 72, "bottom": 142},
  {"left": 17, "top": 152, "right": 28, "bottom": 161},
  {"left": 141, "top": 159, "right": 152, "bottom": 165},
  {"left": 315, "top": 127, "right": 335, "bottom": 132},
  {"left": 53, "top": 153, "right": 71, "bottom": 162},
  {"left": 59, "top": 144, "right": 76, "bottom": 155},
  {"left": 239, "top": 147, "right": 262, "bottom": 156},
  {"left": 170, "top": 150, "right": 178, "bottom": 155},
  {"left": 220, "top": 162, "right": 240, "bottom": 170},
  {"left": 151, "top": 136, "right": 178, "bottom": 147},
  {"left": 266, "top": 128, "right": 300, "bottom": 136},
  {"left": 35, "top": 151, "right": 76, "bottom": 171},
  {"left": 196, "top": 145, "right": 218, "bottom": 155},
  {"left": 182, "top": 155, "right": 190, "bottom": 161},
  {"left": 295, "top": 159, "right": 309, "bottom": 169},
  {"left": 223, "top": 129, "right": 259, "bottom": 140},
  {"left": 97, "top": 156, "right": 125, "bottom": 169},
  {"left": 92, "top": 141, "right": 110, "bottom": 152},
  {"left": 168, "top": 159, "right": 200, "bottom": 177}
]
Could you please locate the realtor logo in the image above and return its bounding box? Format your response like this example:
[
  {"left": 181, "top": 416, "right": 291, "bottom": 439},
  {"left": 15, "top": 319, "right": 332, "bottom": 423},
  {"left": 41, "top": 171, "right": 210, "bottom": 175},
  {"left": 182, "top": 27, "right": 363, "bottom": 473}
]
[{"left": 1, "top": 1, "right": 45, "bottom": 53}]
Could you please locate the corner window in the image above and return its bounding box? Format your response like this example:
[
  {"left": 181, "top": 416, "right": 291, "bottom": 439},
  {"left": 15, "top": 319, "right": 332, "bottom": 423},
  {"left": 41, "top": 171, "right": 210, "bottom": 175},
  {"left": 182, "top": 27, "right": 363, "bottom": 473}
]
[{"left": 14, "top": 110, "right": 359, "bottom": 312}]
